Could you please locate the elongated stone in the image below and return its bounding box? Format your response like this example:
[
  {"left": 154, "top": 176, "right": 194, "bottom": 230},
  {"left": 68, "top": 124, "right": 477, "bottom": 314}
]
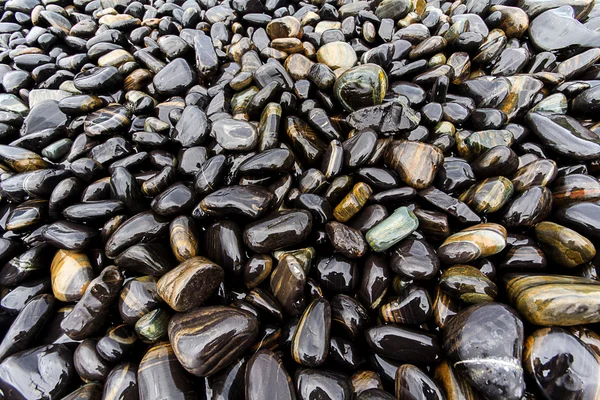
[
  {"left": 505, "top": 274, "right": 600, "bottom": 326},
  {"left": 168, "top": 306, "right": 259, "bottom": 377},
  {"left": 270, "top": 255, "right": 307, "bottom": 316},
  {"left": 526, "top": 112, "right": 600, "bottom": 161},
  {"left": 0, "top": 294, "right": 55, "bottom": 362},
  {"left": 438, "top": 223, "right": 507, "bottom": 264},
  {"left": 200, "top": 185, "right": 273, "bottom": 219},
  {"left": 459, "top": 176, "right": 514, "bottom": 214},
  {"left": 291, "top": 297, "right": 331, "bottom": 367},
  {"left": 60, "top": 266, "right": 123, "bottom": 340},
  {"left": 333, "top": 182, "right": 372, "bottom": 223},
  {"left": 244, "top": 210, "right": 312, "bottom": 253},
  {"left": 365, "top": 324, "right": 441, "bottom": 364},
  {"left": 366, "top": 206, "right": 419, "bottom": 252},
  {"left": 535, "top": 221, "right": 595, "bottom": 268},
  {"left": 440, "top": 265, "right": 498, "bottom": 303}
]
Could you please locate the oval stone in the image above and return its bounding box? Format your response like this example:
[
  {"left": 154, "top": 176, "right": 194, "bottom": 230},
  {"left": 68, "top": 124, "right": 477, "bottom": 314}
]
[{"left": 168, "top": 306, "right": 259, "bottom": 377}]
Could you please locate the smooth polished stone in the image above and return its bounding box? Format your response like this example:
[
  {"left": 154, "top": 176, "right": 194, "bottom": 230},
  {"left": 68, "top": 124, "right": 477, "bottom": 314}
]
[
  {"left": 50, "top": 249, "right": 94, "bottom": 302},
  {"left": 292, "top": 297, "right": 331, "bottom": 367},
  {"left": 395, "top": 364, "right": 445, "bottom": 400},
  {"left": 0, "top": 294, "right": 55, "bottom": 362},
  {"left": 380, "top": 286, "right": 432, "bottom": 325},
  {"left": 105, "top": 211, "right": 170, "bottom": 258},
  {"left": 535, "top": 221, "right": 595, "bottom": 268},
  {"left": 0, "top": 344, "right": 75, "bottom": 400},
  {"left": 365, "top": 325, "right": 441, "bottom": 364},
  {"left": 270, "top": 255, "right": 306, "bottom": 316},
  {"left": 245, "top": 349, "right": 295, "bottom": 400},
  {"left": 60, "top": 266, "right": 123, "bottom": 340},
  {"left": 459, "top": 176, "right": 514, "bottom": 214},
  {"left": 390, "top": 237, "right": 440, "bottom": 280},
  {"left": 102, "top": 362, "right": 138, "bottom": 400},
  {"left": 296, "top": 369, "right": 353, "bottom": 400},
  {"left": 443, "top": 303, "right": 525, "bottom": 400},
  {"left": 200, "top": 185, "right": 273, "bottom": 219},
  {"left": 244, "top": 209, "right": 312, "bottom": 253},
  {"left": 524, "top": 327, "right": 600, "bottom": 400},
  {"left": 138, "top": 342, "right": 196, "bottom": 400},
  {"left": 505, "top": 274, "right": 600, "bottom": 326},
  {"left": 437, "top": 223, "right": 507, "bottom": 264},
  {"left": 74, "top": 338, "right": 111, "bottom": 382},
  {"left": 440, "top": 265, "right": 498, "bottom": 303},
  {"left": 168, "top": 306, "right": 259, "bottom": 377},
  {"left": 526, "top": 112, "right": 600, "bottom": 161},
  {"left": 501, "top": 186, "right": 553, "bottom": 228},
  {"left": 366, "top": 206, "right": 419, "bottom": 252},
  {"left": 334, "top": 64, "right": 387, "bottom": 112},
  {"left": 384, "top": 140, "right": 444, "bottom": 189}
]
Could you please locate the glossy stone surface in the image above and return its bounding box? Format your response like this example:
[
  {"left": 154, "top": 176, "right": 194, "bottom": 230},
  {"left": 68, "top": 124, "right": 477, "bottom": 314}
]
[
  {"left": 245, "top": 349, "right": 295, "bottom": 400},
  {"left": 535, "top": 221, "right": 595, "bottom": 268},
  {"left": 60, "top": 266, "right": 123, "bottom": 340},
  {"left": 244, "top": 209, "right": 312, "bottom": 253},
  {"left": 438, "top": 223, "right": 507, "bottom": 264},
  {"left": 0, "top": 344, "right": 75, "bottom": 400},
  {"left": 505, "top": 274, "right": 600, "bottom": 326},
  {"left": 138, "top": 342, "right": 196, "bottom": 400},
  {"left": 334, "top": 64, "right": 387, "bottom": 112},
  {"left": 385, "top": 141, "right": 444, "bottom": 189},
  {"left": 365, "top": 325, "right": 441, "bottom": 364},
  {"left": 366, "top": 206, "right": 419, "bottom": 252},
  {"left": 169, "top": 306, "right": 259, "bottom": 377},
  {"left": 443, "top": 303, "right": 525, "bottom": 400},
  {"left": 292, "top": 297, "right": 331, "bottom": 367},
  {"left": 524, "top": 327, "right": 600, "bottom": 400}
]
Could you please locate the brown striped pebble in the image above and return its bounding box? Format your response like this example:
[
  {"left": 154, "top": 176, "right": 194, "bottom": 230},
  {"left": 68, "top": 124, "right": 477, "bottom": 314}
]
[
  {"left": 169, "top": 216, "right": 199, "bottom": 262},
  {"left": 157, "top": 256, "right": 224, "bottom": 312},
  {"left": 138, "top": 342, "right": 196, "bottom": 400},
  {"left": 459, "top": 176, "right": 514, "bottom": 214},
  {"left": 333, "top": 182, "right": 372, "bottom": 222},
  {"left": 434, "top": 360, "right": 480, "bottom": 400},
  {"left": 50, "top": 249, "right": 95, "bottom": 302},
  {"left": 384, "top": 140, "right": 444, "bottom": 189},
  {"left": 551, "top": 173, "right": 600, "bottom": 206},
  {"left": 270, "top": 255, "right": 306, "bottom": 316},
  {"left": 168, "top": 306, "right": 259, "bottom": 377},
  {"left": 505, "top": 274, "right": 600, "bottom": 326},
  {"left": 535, "top": 221, "right": 595, "bottom": 268},
  {"left": 437, "top": 223, "right": 507, "bottom": 264},
  {"left": 102, "top": 362, "right": 138, "bottom": 400},
  {"left": 118, "top": 275, "right": 162, "bottom": 325}
]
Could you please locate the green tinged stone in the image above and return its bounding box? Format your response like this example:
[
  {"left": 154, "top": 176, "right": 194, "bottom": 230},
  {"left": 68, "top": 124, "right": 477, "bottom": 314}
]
[{"left": 366, "top": 206, "right": 419, "bottom": 252}]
